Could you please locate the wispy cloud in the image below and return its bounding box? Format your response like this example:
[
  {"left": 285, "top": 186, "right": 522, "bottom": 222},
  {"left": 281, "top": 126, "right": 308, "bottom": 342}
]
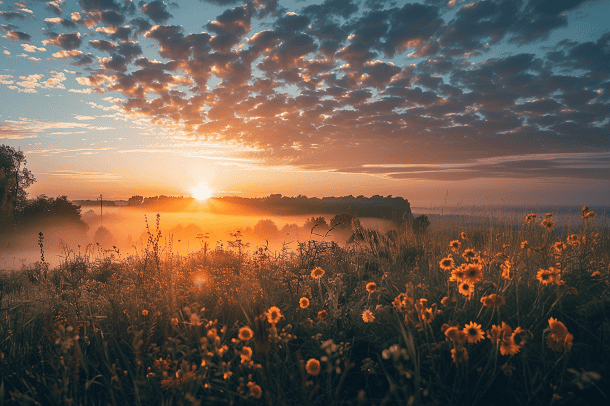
[{"left": 44, "top": 170, "right": 122, "bottom": 182}]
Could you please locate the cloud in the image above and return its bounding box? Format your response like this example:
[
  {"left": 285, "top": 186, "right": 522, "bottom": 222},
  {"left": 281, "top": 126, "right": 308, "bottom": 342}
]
[
  {"left": 4, "top": 30, "right": 31, "bottom": 42},
  {"left": 21, "top": 43, "right": 46, "bottom": 53},
  {"left": 0, "top": 118, "right": 98, "bottom": 139},
  {"left": 44, "top": 17, "right": 77, "bottom": 28},
  {"left": 1, "top": 0, "right": 608, "bottom": 183},
  {"left": 46, "top": 1, "right": 65, "bottom": 15},
  {"left": 45, "top": 170, "right": 122, "bottom": 181},
  {"left": 43, "top": 32, "right": 82, "bottom": 50},
  {"left": 141, "top": 1, "right": 173, "bottom": 24}
]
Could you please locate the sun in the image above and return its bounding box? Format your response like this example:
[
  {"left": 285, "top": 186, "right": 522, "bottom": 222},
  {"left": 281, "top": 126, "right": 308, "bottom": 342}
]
[{"left": 191, "top": 181, "right": 214, "bottom": 200}]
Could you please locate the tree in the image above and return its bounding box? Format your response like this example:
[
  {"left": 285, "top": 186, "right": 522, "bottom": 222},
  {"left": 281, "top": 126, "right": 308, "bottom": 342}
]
[
  {"left": 17, "top": 195, "right": 88, "bottom": 231},
  {"left": 0, "top": 145, "right": 35, "bottom": 226}
]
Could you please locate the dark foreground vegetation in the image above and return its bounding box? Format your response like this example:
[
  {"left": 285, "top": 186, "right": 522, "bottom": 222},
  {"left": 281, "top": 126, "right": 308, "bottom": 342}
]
[{"left": 1, "top": 208, "right": 609, "bottom": 406}]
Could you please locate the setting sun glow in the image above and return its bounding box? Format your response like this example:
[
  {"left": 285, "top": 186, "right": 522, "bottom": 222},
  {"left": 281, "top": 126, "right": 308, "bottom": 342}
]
[{"left": 192, "top": 182, "right": 213, "bottom": 200}]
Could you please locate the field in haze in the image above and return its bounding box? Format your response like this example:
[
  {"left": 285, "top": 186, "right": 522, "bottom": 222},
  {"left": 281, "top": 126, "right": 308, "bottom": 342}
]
[
  {"left": 0, "top": 205, "right": 396, "bottom": 270},
  {"left": 0, "top": 205, "right": 608, "bottom": 405}
]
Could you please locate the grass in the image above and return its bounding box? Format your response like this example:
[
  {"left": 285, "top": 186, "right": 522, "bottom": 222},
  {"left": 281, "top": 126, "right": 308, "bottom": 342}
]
[{"left": 0, "top": 209, "right": 609, "bottom": 405}]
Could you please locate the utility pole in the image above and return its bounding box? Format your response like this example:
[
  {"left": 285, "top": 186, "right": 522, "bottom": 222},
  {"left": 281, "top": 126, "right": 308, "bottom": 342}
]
[{"left": 98, "top": 194, "right": 103, "bottom": 228}]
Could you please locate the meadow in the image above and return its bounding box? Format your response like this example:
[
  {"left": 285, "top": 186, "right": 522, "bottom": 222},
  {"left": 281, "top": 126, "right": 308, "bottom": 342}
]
[{"left": 0, "top": 207, "right": 608, "bottom": 405}]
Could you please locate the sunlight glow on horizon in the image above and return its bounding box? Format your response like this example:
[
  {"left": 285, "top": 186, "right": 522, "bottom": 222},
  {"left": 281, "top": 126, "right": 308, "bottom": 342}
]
[{"left": 191, "top": 182, "right": 214, "bottom": 201}]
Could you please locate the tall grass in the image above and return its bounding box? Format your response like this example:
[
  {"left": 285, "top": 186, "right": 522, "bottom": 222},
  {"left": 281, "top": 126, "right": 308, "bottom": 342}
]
[{"left": 0, "top": 209, "right": 608, "bottom": 405}]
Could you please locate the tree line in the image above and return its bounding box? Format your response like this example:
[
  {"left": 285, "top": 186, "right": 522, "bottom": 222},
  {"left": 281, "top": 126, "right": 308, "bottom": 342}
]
[{"left": 0, "top": 145, "right": 87, "bottom": 234}]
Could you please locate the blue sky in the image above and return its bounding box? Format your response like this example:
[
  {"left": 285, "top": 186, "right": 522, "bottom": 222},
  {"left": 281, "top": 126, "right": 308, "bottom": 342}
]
[{"left": 1, "top": 0, "right": 609, "bottom": 206}]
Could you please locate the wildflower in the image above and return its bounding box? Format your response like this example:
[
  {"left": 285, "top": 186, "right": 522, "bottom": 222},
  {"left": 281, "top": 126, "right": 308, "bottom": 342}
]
[
  {"left": 420, "top": 307, "right": 435, "bottom": 323},
  {"left": 460, "top": 231, "right": 468, "bottom": 240},
  {"left": 449, "top": 240, "right": 461, "bottom": 252},
  {"left": 520, "top": 241, "right": 529, "bottom": 249},
  {"left": 392, "top": 293, "right": 413, "bottom": 312},
  {"left": 362, "top": 310, "right": 375, "bottom": 323},
  {"left": 567, "top": 234, "right": 581, "bottom": 247},
  {"left": 171, "top": 318, "right": 179, "bottom": 326},
  {"left": 551, "top": 241, "right": 566, "bottom": 255},
  {"left": 450, "top": 264, "right": 467, "bottom": 282},
  {"left": 439, "top": 256, "right": 455, "bottom": 271},
  {"left": 592, "top": 271, "right": 602, "bottom": 277},
  {"left": 583, "top": 210, "right": 597, "bottom": 219},
  {"left": 445, "top": 327, "right": 467, "bottom": 343},
  {"left": 501, "top": 362, "right": 515, "bottom": 376},
  {"left": 441, "top": 296, "right": 456, "bottom": 307},
  {"left": 299, "top": 297, "right": 310, "bottom": 309},
  {"left": 464, "top": 321, "right": 485, "bottom": 344},
  {"left": 238, "top": 326, "right": 254, "bottom": 341},
  {"left": 306, "top": 358, "right": 321, "bottom": 376},
  {"left": 311, "top": 267, "right": 325, "bottom": 279},
  {"left": 240, "top": 346, "right": 253, "bottom": 363},
  {"left": 451, "top": 346, "right": 468, "bottom": 364},
  {"left": 548, "top": 318, "right": 568, "bottom": 341},
  {"left": 366, "top": 282, "right": 377, "bottom": 293},
  {"left": 480, "top": 293, "right": 505, "bottom": 307},
  {"left": 265, "top": 306, "right": 283, "bottom": 325},
  {"left": 500, "top": 260, "right": 513, "bottom": 280},
  {"left": 142, "top": 310, "right": 149, "bottom": 316},
  {"left": 582, "top": 205, "right": 589, "bottom": 213},
  {"left": 462, "top": 263, "right": 483, "bottom": 284},
  {"left": 248, "top": 382, "right": 262, "bottom": 399},
  {"left": 541, "top": 217, "right": 556, "bottom": 230},
  {"left": 317, "top": 310, "right": 328, "bottom": 320},
  {"left": 458, "top": 281, "right": 474, "bottom": 299},
  {"left": 537, "top": 268, "right": 560, "bottom": 285},
  {"left": 525, "top": 213, "right": 537, "bottom": 223},
  {"left": 500, "top": 336, "right": 520, "bottom": 356},
  {"left": 462, "top": 248, "right": 477, "bottom": 261}
]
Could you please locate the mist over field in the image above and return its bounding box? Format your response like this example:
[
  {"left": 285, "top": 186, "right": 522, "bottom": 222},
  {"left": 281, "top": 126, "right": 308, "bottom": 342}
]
[{"left": 0, "top": 205, "right": 396, "bottom": 270}]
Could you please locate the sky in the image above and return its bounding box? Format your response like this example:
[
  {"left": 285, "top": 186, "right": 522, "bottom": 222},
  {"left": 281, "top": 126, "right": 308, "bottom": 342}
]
[{"left": 0, "top": 0, "right": 609, "bottom": 207}]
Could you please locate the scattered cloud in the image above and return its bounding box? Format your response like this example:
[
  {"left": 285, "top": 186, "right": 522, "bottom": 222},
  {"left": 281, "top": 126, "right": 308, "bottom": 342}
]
[{"left": 1, "top": 0, "right": 609, "bottom": 182}]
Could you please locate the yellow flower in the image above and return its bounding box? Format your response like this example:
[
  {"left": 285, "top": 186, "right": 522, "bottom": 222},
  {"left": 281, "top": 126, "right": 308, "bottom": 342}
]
[
  {"left": 462, "top": 263, "right": 483, "bottom": 284},
  {"left": 240, "top": 346, "right": 253, "bottom": 362},
  {"left": 248, "top": 382, "right": 262, "bottom": 399},
  {"left": 480, "top": 293, "right": 505, "bottom": 307},
  {"left": 541, "top": 218, "right": 556, "bottom": 230},
  {"left": 439, "top": 256, "right": 455, "bottom": 271},
  {"left": 450, "top": 264, "right": 467, "bottom": 282},
  {"left": 460, "top": 231, "right": 468, "bottom": 240},
  {"left": 392, "top": 293, "right": 413, "bottom": 312},
  {"left": 142, "top": 310, "right": 149, "bottom": 316},
  {"left": 362, "top": 310, "right": 375, "bottom": 323},
  {"left": 501, "top": 362, "right": 515, "bottom": 376},
  {"left": 525, "top": 213, "right": 537, "bottom": 223},
  {"left": 458, "top": 281, "right": 474, "bottom": 299},
  {"left": 444, "top": 326, "right": 466, "bottom": 343},
  {"left": 311, "top": 267, "right": 325, "bottom": 279},
  {"left": 265, "top": 306, "right": 283, "bottom": 325},
  {"left": 238, "top": 326, "right": 254, "bottom": 341},
  {"left": 462, "top": 248, "right": 476, "bottom": 261},
  {"left": 464, "top": 321, "right": 485, "bottom": 344},
  {"left": 537, "top": 268, "right": 560, "bottom": 285},
  {"left": 441, "top": 296, "right": 456, "bottom": 307},
  {"left": 548, "top": 317, "right": 568, "bottom": 341},
  {"left": 451, "top": 346, "right": 468, "bottom": 364},
  {"left": 299, "top": 297, "right": 310, "bottom": 309},
  {"left": 317, "top": 310, "right": 328, "bottom": 320},
  {"left": 520, "top": 241, "right": 529, "bottom": 249},
  {"left": 366, "top": 282, "right": 377, "bottom": 293},
  {"left": 305, "top": 358, "right": 321, "bottom": 376},
  {"left": 171, "top": 318, "right": 179, "bottom": 326},
  {"left": 449, "top": 240, "right": 461, "bottom": 252},
  {"left": 500, "top": 260, "right": 513, "bottom": 280}
]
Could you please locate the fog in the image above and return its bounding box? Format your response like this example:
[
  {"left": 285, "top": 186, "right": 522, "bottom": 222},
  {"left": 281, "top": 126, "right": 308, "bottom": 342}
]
[{"left": 0, "top": 205, "right": 394, "bottom": 270}]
